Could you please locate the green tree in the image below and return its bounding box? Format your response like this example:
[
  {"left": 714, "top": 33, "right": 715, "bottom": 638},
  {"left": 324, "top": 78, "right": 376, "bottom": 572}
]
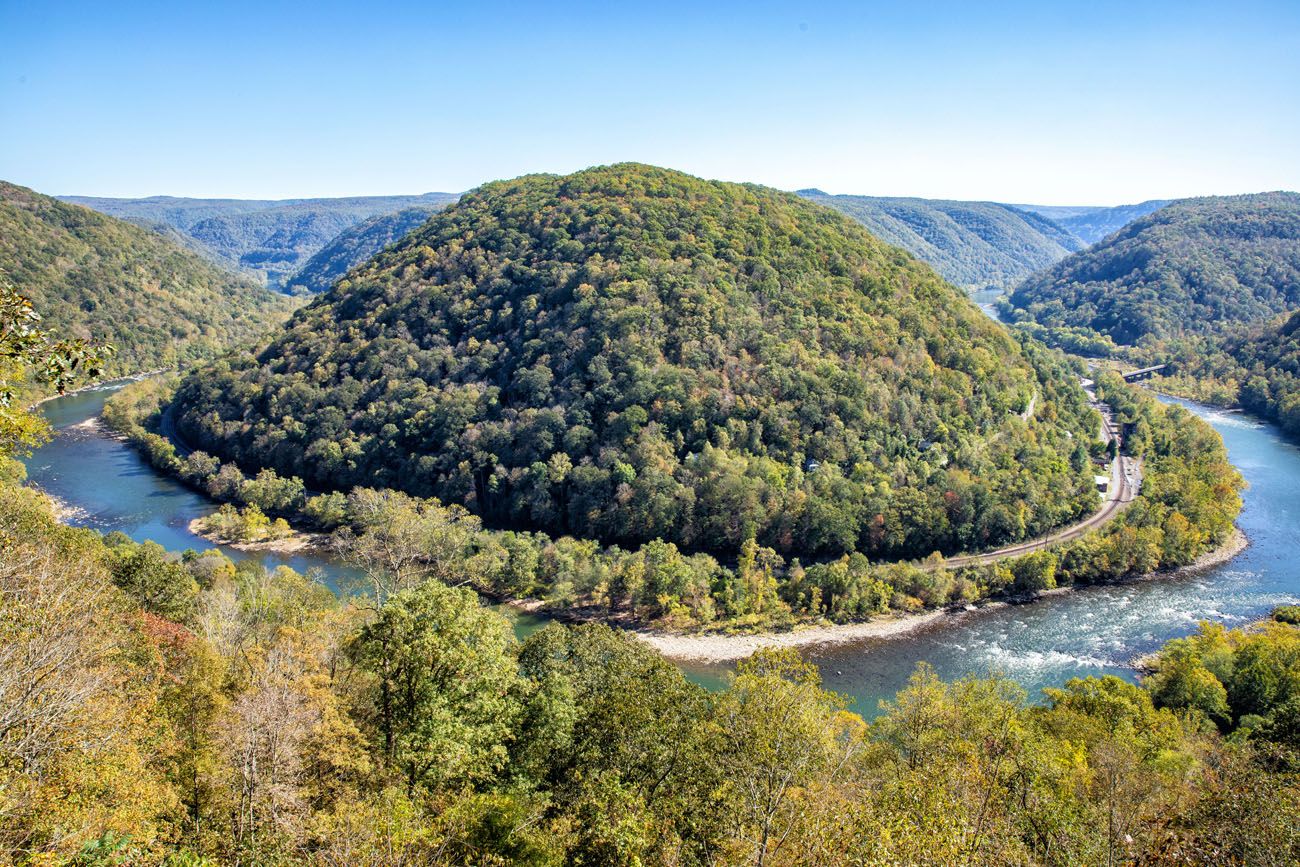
[
  {"left": 0, "top": 278, "right": 110, "bottom": 455},
  {"left": 710, "top": 648, "right": 864, "bottom": 866},
  {"left": 105, "top": 538, "right": 200, "bottom": 621},
  {"left": 349, "top": 581, "right": 520, "bottom": 794}
]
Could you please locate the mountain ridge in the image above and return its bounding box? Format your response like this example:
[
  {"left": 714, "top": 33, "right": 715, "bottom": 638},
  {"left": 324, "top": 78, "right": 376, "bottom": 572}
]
[
  {"left": 60, "top": 191, "right": 459, "bottom": 289},
  {"left": 284, "top": 205, "right": 444, "bottom": 294},
  {"left": 0, "top": 181, "right": 297, "bottom": 377},
  {"left": 798, "top": 191, "right": 1084, "bottom": 291},
  {"left": 1006, "top": 191, "right": 1300, "bottom": 347}
]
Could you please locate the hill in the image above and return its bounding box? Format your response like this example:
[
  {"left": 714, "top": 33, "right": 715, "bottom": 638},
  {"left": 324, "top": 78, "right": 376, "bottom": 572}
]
[
  {"left": 61, "top": 192, "right": 459, "bottom": 289},
  {"left": 1157, "top": 310, "right": 1300, "bottom": 439},
  {"left": 1016, "top": 200, "right": 1171, "bottom": 244},
  {"left": 0, "top": 181, "right": 297, "bottom": 377},
  {"left": 284, "top": 205, "right": 442, "bottom": 294},
  {"left": 171, "top": 164, "right": 1097, "bottom": 562},
  {"left": 796, "top": 191, "right": 1083, "bottom": 291},
  {"left": 1005, "top": 192, "right": 1300, "bottom": 347},
  {"left": 1223, "top": 310, "right": 1300, "bottom": 436}
]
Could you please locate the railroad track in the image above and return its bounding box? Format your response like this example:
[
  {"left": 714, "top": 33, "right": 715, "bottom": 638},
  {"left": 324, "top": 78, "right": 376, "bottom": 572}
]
[{"left": 938, "top": 454, "right": 1136, "bottom": 569}]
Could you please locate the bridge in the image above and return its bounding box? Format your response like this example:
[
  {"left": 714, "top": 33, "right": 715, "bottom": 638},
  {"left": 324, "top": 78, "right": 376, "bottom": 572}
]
[{"left": 1121, "top": 364, "right": 1167, "bottom": 382}]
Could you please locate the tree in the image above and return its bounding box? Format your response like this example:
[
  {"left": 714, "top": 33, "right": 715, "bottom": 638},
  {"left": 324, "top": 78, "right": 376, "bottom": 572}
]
[
  {"left": 513, "top": 623, "right": 720, "bottom": 865},
  {"left": 348, "top": 581, "right": 519, "bottom": 795},
  {"left": 335, "top": 489, "right": 487, "bottom": 606},
  {"left": 0, "top": 278, "right": 110, "bottom": 456},
  {"left": 0, "top": 493, "right": 175, "bottom": 860},
  {"left": 105, "top": 538, "right": 200, "bottom": 621},
  {"left": 709, "top": 648, "right": 864, "bottom": 866},
  {"left": 1011, "top": 550, "right": 1058, "bottom": 595}
]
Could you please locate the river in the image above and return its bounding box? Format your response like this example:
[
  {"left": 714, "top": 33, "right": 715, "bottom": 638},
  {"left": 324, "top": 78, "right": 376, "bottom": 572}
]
[{"left": 24, "top": 385, "right": 1300, "bottom": 716}]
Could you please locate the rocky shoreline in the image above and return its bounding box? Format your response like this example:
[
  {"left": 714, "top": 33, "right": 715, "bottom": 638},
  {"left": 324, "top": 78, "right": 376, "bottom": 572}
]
[{"left": 635, "top": 526, "right": 1250, "bottom": 662}]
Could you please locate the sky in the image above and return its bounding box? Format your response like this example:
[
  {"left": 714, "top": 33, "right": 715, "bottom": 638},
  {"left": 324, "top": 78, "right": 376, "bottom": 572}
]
[{"left": 2, "top": 0, "right": 1297, "bottom": 205}]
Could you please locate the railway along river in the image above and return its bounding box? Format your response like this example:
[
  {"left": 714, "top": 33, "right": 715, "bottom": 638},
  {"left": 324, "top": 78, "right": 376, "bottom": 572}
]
[{"left": 24, "top": 383, "right": 1300, "bottom": 716}]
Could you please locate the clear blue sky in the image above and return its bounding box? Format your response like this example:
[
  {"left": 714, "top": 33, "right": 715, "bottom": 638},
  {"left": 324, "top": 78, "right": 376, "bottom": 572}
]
[{"left": 2, "top": 0, "right": 1297, "bottom": 204}]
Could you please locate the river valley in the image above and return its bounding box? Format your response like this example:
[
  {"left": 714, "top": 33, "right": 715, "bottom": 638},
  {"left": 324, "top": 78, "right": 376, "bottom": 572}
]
[{"left": 24, "top": 384, "right": 1300, "bottom": 716}]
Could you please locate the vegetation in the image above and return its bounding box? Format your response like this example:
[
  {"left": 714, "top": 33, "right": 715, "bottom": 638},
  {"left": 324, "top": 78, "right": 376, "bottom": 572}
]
[
  {"left": 1006, "top": 192, "right": 1300, "bottom": 347},
  {"left": 0, "top": 181, "right": 296, "bottom": 378},
  {"left": 1153, "top": 309, "right": 1300, "bottom": 440},
  {"left": 1016, "top": 199, "right": 1171, "bottom": 244},
  {"left": 63, "top": 192, "right": 459, "bottom": 290},
  {"left": 0, "top": 278, "right": 110, "bottom": 453},
  {"left": 109, "top": 365, "right": 1240, "bottom": 632},
  {"left": 284, "top": 205, "right": 443, "bottom": 294},
  {"left": 3, "top": 279, "right": 1285, "bottom": 866},
  {"left": 1, "top": 479, "right": 1296, "bottom": 865},
  {"left": 1273, "top": 604, "right": 1300, "bottom": 625},
  {"left": 172, "top": 163, "right": 1102, "bottom": 565},
  {"left": 799, "top": 190, "right": 1083, "bottom": 291},
  {"left": 194, "top": 503, "right": 292, "bottom": 544}
]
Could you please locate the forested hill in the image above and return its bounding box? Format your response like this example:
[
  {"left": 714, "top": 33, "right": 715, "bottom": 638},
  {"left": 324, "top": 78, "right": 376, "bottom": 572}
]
[
  {"left": 284, "top": 205, "right": 442, "bottom": 294},
  {"left": 60, "top": 191, "right": 458, "bottom": 289},
  {"left": 1223, "top": 310, "right": 1300, "bottom": 435},
  {"left": 1016, "top": 200, "right": 1171, "bottom": 244},
  {"left": 0, "top": 181, "right": 297, "bottom": 377},
  {"left": 1006, "top": 192, "right": 1300, "bottom": 347},
  {"left": 797, "top": 191, "right": 1083, "bottom": 291},
  {"left": 172, "top": 163, "right": 1097, "bottom": 562},
  {"left": 1158, "top": 309, "right": 1300, "bottom": 440}
]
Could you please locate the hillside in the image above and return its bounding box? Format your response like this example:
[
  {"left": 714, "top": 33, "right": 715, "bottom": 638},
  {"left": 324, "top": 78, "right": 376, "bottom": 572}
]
[
  {"left": 1005, "top": 192, "right": 1300, "bottom": 347},
  {"left": 171, "top": 164, "right": 1098, "bottom": 562},
  {"left": 0, "top": 181, "right": 297, "bottom": 377},
  {"left": 1017, "top": 200, "right": 1171, "bottom": 244},
  {"left": 1157, "top": 310, "right": 1300, "bottom": 439},
  {"left": 61, "top": 192, "right": 458, "bottom": 289},
  {"left": 1225, "top": 310, "right": 1300, "bottom": 435},
  {"left": 798, "top": 191, "right": 1083, "bottom": 291},
  {"left": 284, "top": 205, "right": 442, "bottom": 294}
]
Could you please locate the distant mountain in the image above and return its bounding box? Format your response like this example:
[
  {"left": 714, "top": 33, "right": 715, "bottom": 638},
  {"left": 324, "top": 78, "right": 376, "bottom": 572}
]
[
  {"left": 1006, "top": 192, "right": 1300, "bottom": 346},
  {"left": 0, "top": 182, "right": 296, "bottom": 377},
  {"left": 285, "top": 205, "right": 443, "bottom": 294},
  {"left": 1015, "top": 200, "right": 1171, "bottom": 244},
  {"left": 60, "top": 192, "right": 459, "bottom": 290},
  {"left": 797, "top": 192, "right": 1084, "bottom": 291}
]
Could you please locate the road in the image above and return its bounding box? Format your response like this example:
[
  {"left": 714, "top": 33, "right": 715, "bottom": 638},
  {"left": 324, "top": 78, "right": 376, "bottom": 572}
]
[
  {"left": 939, "top": 452, "right": 1137, "bottom": 569},
  {"left": 159, "top": 402, "right": 195, "bottom": 458},
  {"left": 931, "top": 386, "right": 1138, "bottom": 570}
]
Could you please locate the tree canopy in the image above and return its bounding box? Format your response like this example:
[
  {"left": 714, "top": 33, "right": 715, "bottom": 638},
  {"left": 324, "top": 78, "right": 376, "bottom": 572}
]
[
  {"left": 0, "top": 181, "right": 296, "bottom": 378},
  {"left": 172, "top": 163, "right": 1098, "bottom": 561},
  {"left": 1005, "top": 192, "right": 1300, "bottom": 348}
]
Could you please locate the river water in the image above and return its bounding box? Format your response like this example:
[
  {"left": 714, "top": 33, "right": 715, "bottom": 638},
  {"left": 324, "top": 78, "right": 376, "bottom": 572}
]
[{"left": 24, "top": 385, "right": 1300, "bottom": 716}]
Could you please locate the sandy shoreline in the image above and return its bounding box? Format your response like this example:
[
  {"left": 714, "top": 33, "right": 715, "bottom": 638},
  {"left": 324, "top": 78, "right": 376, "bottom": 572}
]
[
  {"left": 635, "top": 525, "right": 1250, "bottom": 662},
  {"left": 186, "top": 517, "right": 327, "bottom": 555}
]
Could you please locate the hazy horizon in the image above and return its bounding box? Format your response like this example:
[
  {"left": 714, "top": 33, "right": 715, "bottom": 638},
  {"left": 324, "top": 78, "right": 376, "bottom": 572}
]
[{"left": 46, "top": 173, "right": 1293, "bottom": 210}]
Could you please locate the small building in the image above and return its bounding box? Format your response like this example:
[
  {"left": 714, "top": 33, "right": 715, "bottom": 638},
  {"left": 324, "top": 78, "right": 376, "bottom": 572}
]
[{"left": 1094, "top": 474, "right": 1110, "bottom": 493}]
